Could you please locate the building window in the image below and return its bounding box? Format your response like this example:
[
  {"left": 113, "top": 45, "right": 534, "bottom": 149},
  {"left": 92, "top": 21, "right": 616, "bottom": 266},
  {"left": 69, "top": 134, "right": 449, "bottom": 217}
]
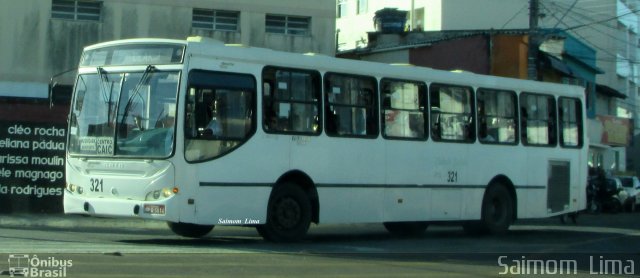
[
  {"left": 477, "top": 88, "right": 517, "bottom": 144},
  {"left": 266, "top": 15, "right": 310, "bottom": 36},
  {"left": 430, "top": 84, "right": 475, "bottom": 142},
  {"left": 262, "top": 67, "right": 321, "bottom": 135},
  {"left": 324, "top": 73, "right": 378, "bottom": 138},
  {"left": 559, "top": 97, "right": 583, "bottom": 148},
  {"left": 520, "top": 93, "right": 557, "bottom": 146},
  {"left": 337, "top": 0, "right": 349, "bottom": 18},
  {"left": 52, "top": 0, "right": 101, "bottom": 21},
  {"left": 192, "top": 9, "right": 239, "bottom": 31},
  {"left": 381, "top": 79, "right": 427, "bottom": 140},
  {"left": 357, "top": 0, "right": 368, "bottom": 14}
]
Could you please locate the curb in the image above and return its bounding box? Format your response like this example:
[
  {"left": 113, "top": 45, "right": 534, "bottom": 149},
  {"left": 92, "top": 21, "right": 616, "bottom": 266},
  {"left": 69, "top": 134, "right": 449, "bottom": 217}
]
[{"left": 0, "top": 214, "right": 167, "bottom": 230}]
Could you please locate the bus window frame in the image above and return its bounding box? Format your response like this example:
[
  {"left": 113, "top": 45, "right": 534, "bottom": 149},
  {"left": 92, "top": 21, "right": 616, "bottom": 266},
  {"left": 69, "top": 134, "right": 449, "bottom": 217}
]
[
  {"left": 429, "top": 83, "right": 476, "bottom": 144},
  {"left": 558, "top": 96, "right": 584, "bottom": 149},
  {"left": 183, "top": 69, "right": 257, "bottom": 163},
  {"left": 261, "top": 66, "right": 322, "bottom": 136},
  {"left": 380, "top": 78, "right": 428, "bottom": 141},
  {"left": 323, "top": 72, "right": 379, "bottom": 139},
  {"left": 520, "top": 92, "right": 558, "bottom": 148},
  {"left": 476, "top": 87, "right": 519, "bottom": 146}
]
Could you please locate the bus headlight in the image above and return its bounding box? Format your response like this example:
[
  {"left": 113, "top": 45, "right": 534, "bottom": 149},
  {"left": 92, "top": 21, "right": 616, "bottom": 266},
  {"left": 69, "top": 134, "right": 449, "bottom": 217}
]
[
  {"left": 162, "top": 188, "right": 173, "bottom": 198},
  {"left": 145, "top": 187, "right": 176, "bottom": 201}
]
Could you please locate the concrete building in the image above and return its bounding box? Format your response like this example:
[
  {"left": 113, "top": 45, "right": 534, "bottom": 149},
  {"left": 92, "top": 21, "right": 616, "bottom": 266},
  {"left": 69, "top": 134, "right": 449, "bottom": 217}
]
[
  {"left": 0, "top": 0, "right": 336, "bottom": 98},
  {"left": 540, "top": 0, "right": 640, "bottom": 175},
  {"left": 336, "top": 0, "right": 529, "bottom": 51},
  {"left": 337, "top": 0, "right": 640, "bottom": 175}
]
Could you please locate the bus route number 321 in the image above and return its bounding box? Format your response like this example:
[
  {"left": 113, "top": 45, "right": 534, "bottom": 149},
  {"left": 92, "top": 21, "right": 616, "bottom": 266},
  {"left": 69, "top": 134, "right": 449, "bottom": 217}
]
[{"left": 90, "top": 178, "right": 104, "bottom": 192}]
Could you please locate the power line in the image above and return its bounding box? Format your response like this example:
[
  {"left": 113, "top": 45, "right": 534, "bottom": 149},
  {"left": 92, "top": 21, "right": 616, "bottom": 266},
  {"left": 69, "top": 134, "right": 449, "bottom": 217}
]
[
  {"left": 501, "top": 3, "right": 528, "bottom": 29},
  {"left": 552, "top": 0, "right": 578, "bottom": 29},
  {"left": 548, "top": 1, "right": 630, "bottom": 33},
  {"left": 563, "top": 7, "right": 640, "bottom": 31},
  {"left": 541, "top": 5, "right": 624, "bottom": 57},
  {"left": 540, "top": 3, "right": 640, "bottom": 66}
]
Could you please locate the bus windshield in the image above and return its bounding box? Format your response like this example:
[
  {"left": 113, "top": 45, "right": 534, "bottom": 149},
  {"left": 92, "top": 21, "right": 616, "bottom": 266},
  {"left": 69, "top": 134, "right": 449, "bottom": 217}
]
[{"left": 68, "top": 69, "right": 180, "bottom": 158}]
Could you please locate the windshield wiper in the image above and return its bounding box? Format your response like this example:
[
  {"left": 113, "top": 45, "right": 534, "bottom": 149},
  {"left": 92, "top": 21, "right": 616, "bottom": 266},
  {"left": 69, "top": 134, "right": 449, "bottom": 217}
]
[
  {"left": 97, "top": 67, "right": 118, "bottom": 124},
  {"left": 119, "top": 65, "right": 156, "bottom": 131}
]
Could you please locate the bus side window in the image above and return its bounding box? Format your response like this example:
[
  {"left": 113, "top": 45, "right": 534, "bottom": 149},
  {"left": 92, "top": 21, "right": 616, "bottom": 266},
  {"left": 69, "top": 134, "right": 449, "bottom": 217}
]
[
  {"left": 520, "top": 92, "right": 556, "bottom": 147},
  {"left": 477, "top": 88, "right": 517, "bottom": 144},
  {"left": 262, "top": 66, "right": 321, "bottom": 135},
  {"left": 324, "top": 73, "right": 378, "bottom": 138},
  {"left": 381, "top": 78, "right": 427, "bottom": 140},
  {"left": 559, "top": 97, "right": 582, "bottom": 148},
  {"left": 184, "top": 70, "right": 256, "bottom": 162},
  {"left": 429, "top": 83, "right": 475, "bottom": 143}
]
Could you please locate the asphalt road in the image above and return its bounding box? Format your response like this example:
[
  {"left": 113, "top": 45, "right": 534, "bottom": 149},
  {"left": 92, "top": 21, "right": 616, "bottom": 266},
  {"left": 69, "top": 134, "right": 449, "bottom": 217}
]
[{"left": 0, "top": 212, "right": 639, "bottom": 277}]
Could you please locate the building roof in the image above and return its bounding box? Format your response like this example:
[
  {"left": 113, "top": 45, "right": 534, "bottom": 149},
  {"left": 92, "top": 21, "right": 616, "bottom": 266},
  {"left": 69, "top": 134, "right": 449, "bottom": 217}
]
[
  {"left": 340, "top": 29, "right": 532, "bottom": 55},
  {"left": 596, "top": 84, "right": 627, "bottom": 99}
]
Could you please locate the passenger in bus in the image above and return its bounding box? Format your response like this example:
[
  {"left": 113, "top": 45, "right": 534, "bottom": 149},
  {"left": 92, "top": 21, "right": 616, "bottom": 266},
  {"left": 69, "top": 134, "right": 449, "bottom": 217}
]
[
  {"left": 204, "top": 98, "right": 223, "bottom": 136},
  {"left": 430, "top": 111, "right": 441, "bottom": 140},
  {"left": 265, "top": 109, "right": 282, "bottom": 131}
]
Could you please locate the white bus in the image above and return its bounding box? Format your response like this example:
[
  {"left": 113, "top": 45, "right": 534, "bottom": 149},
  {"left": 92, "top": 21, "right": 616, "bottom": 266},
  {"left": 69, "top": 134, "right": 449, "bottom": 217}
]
[{"left": 63, "top": 36, "right": 587, "bottom": 242}]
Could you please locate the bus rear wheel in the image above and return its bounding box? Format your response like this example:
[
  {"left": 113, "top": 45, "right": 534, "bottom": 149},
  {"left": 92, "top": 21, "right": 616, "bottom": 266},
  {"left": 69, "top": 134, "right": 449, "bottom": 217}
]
[
  {"left": 256, "top": 183, "right": 311, "bottom": 243},
  {"left": 167, "top": 222, "right": 214, "bottom": 238},
  {"left": 464, "top": 184, "right": 513, "bottom": 235},
  {"left": 383, "top": 221, "right": 429, "bottom": 237}
]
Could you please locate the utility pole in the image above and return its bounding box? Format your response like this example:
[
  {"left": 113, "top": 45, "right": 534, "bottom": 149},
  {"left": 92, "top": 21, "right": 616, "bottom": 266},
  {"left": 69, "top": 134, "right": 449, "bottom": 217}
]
[{"left": 528, "top": 0, "right": 539, "bottom": 80}]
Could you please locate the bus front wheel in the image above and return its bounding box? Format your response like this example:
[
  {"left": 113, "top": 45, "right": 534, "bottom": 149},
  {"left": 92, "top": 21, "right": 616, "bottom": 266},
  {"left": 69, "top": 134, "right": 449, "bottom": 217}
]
[
  {"left": 257, "top": 183, "right": 311, "bottom": 243},
  {"left": 167, "top": 222, "right": 214, "bottom": 238},
  {"left": 464, "top": 184, "right": 513, "bottom": 235}
]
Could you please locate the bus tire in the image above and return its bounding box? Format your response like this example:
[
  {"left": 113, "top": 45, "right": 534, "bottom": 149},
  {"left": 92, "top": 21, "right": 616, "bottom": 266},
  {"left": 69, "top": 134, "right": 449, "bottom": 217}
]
[
  {"left": 464, "top": 184, "right": 513, "bottom": 235},
  {"left": 167, "top": 222, "right": 214, "bottom": 238},
  {"left": 256, "top": 183, "right": 311, "bottom": 243},
  {"left": 383, "top": 221, "right": 429, "bottom": 237}
]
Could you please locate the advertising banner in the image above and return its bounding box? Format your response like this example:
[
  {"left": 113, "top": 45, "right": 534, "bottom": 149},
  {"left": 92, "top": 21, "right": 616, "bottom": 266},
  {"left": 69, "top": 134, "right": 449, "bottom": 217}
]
[{"left": 0, "top": 119, "right": 66, "bottom": 213}]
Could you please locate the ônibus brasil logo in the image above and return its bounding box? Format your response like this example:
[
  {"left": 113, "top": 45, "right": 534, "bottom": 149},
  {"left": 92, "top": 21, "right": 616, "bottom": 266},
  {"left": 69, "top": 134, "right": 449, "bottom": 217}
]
[{"left": 7, "top": 254, "right": 72, "bottom": 277}]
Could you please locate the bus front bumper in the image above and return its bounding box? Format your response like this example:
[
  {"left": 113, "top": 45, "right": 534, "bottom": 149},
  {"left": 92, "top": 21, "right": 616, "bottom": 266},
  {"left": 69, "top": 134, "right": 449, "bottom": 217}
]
[{"left": 63, "top": 192, "right": 179, "bottom": 222}]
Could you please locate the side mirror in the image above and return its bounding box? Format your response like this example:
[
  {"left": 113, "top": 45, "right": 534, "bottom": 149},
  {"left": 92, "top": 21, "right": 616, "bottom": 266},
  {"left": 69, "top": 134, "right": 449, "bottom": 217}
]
[
  {"left": 48, "top": 79, "right": 58, "bottom": 108},
  {"left": 49, "top": 68, "right": 76, "bottom": 108},
  {"left": 49, "top": 83, "right": 72, "bottom": 108}
]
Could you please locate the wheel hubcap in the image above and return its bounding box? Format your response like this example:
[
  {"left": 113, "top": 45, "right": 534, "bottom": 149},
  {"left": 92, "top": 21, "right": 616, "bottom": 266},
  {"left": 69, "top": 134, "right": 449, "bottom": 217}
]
[
  {"left": 274, "top": 197, "right": 301, "bottom": 229},
  {"left": 490, "top": 198, "right": 505, "bottom": 222}
]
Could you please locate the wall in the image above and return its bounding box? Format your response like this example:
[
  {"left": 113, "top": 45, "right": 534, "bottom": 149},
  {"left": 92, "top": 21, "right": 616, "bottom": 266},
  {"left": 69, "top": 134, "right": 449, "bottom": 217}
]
[
  {"left": 0, "top": 0, "right": 336, "bottom": 97},
  {"left": 490, "top": 34, "right": 528, "bottom": 79},
  {"left": 361, "top": 50, "right": 410, "bottom": 64},
  {"left": 336, "top": 0, "right": 530, "bottom": 51},
  {"left": 440, "top": 0, "right": 528, "bottom": 30},
  {"left": 0, "top": 0, "right": 335, "bottom": 213},
  {"left": 409, "top": 35, "right": 490, "bottom": 74}
]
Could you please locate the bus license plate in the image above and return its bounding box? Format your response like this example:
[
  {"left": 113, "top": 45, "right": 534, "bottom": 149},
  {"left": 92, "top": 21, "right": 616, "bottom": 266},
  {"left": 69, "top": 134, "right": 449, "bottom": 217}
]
[{"left": 143, "top": 204, "right": 165, "bottom": 215}]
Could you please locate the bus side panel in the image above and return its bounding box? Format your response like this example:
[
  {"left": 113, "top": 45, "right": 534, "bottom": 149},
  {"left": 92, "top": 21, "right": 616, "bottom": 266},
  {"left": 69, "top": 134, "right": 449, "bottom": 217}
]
[
  {"left": 316, "top": 188, "right": 356, "bottom": 223},
  {"left": 193, "top": 186, "right": 271, "bottom": 226},
  {"left": 384, "top": 140, "right": 432, "bottom": 221},
  {"left": 384, "top": 188, "right": 430, "bottom": 222},
  {"left": 523, "top": 147, "right": 571, "bottom": 218},
  {"left": 293, "top": 136, "right": 386, "bottom": 224},
  {"left": 189, "top": 134, "right": 287, "bottom": 225},
  {"left": 466, "top": 144, "right": 527, "bottom": 219}
]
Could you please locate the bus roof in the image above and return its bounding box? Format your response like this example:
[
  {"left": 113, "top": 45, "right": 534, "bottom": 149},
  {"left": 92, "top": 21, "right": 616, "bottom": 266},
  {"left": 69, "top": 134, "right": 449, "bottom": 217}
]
[
  {"left": 83, "top": 38, "right": 186, "bottom": 51},
  {"left": 83, "top": 36, "right": 585, "bottom": 98}
]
